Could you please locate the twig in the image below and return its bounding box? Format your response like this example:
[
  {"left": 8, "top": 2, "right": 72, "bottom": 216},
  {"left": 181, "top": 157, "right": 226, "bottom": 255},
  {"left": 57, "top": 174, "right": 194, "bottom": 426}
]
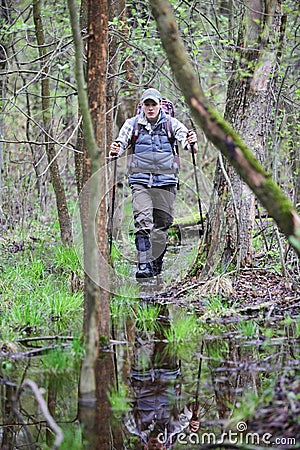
[
  {"left": 38, "top": 117, "right": 82, "bottom": 176},
  {"left": 16, "top": 335, "right": 74, "bottom": 346},
  {"left": 17, "top": 379, "right": 64, "bottom": 449},
  {"left": 173, "top": 280, "right": 206, "bottom": 298},
  {"left": 12, "top": 344, "right": 70, "bottom": 359}
]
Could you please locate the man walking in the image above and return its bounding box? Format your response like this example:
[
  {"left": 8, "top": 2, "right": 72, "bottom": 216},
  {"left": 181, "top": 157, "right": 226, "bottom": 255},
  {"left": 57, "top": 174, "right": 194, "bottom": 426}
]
[{"left": 110, "top": 88, "right": 197, "bottom": 279}]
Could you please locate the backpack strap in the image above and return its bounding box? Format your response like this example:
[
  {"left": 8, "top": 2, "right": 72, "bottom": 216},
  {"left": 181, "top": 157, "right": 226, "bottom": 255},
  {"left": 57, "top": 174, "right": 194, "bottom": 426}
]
[
  {"left": 165, "top": 116, "right": 180, "bottom": 190},
  {"left": 130, "top": 114, "right": 177, "bottom": 155},
  {"left": 130, "top": 116, "right": 140, "bottom": 152},
  {"left": 164, "top": 116, "right": 177, "bottom": 154}
]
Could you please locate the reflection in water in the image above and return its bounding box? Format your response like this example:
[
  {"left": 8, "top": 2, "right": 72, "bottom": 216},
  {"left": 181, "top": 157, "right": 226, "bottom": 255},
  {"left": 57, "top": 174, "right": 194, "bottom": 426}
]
[
  {"left": 122, "top": 307, "right": 200, "bottom": 450},
  {"left": 78, "top": 351, "right": 115, "bottom": 450},
  {"left": 0, "top": 312, "right": 298, "bottom": 448}
]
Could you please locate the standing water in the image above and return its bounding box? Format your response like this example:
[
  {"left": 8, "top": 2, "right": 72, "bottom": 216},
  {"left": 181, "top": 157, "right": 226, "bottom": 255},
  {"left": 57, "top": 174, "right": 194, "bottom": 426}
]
[{"left": 1, "top": 299, "right": 299, "bottom": 449}]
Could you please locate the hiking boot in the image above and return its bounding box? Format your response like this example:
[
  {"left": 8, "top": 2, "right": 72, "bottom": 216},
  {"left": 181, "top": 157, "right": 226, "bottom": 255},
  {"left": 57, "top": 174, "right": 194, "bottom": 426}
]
[{"left": 135, "top": 263, "right": 155, "bottom": 279}]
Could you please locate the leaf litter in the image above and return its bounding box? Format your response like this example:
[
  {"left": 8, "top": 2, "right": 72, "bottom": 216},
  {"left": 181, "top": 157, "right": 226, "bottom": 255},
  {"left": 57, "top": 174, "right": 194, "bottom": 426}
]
[{"left": 141, "top": 267, "right": 300, "bottom": 447}]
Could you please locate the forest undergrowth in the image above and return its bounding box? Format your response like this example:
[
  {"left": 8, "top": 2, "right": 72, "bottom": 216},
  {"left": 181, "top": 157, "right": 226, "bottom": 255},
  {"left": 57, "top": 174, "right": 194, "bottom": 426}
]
[
  {"left": 1, "top": 216, "right": 299, "bottom": 446},
  {"left": 1, "top": 214, "right": 299, "bottom": 339}
]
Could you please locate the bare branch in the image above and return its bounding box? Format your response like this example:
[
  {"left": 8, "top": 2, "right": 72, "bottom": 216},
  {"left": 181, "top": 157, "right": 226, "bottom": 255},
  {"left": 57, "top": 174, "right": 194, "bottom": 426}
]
[
  {"left": 18, "top": 379, "right": 64, "bottom": 449},
  {"left": 149, "top": 0, "right": 300, "bottom": 256}
]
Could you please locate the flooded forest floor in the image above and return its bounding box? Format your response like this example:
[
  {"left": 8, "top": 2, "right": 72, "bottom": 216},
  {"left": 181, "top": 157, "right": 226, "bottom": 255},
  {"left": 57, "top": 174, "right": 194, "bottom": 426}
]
[
  {"left": 0, "top": 231, "right": 299, "bottom": 449},
  {"left": 139, "top": 266, "right": 300, "bottom": 446}
]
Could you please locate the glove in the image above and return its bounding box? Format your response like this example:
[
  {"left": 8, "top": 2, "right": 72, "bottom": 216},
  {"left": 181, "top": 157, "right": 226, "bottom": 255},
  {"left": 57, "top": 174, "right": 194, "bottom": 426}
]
[
  {"left": 109, "top": 142, "right": 121, "bottom": 158},
  {"left": 187, "top": 130, "right": 198, "bottom": 153}
]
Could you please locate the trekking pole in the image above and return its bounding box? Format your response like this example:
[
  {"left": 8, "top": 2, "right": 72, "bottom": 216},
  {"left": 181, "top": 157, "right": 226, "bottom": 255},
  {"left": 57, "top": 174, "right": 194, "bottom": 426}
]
[
  {"left": 192, "top": 340, "right": 204, "bottom": 420},
  {"left": 188, "top": 127, "right": 205, "bottom": 236},
  {"left": 108, "top": 156, "right": 117, "bottom": 255}
]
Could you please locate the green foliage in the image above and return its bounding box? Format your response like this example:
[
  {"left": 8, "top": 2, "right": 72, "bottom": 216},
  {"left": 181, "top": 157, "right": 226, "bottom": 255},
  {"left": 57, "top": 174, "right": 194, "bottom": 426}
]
[
  {"left": 163, "top": 313, "right": 198, "bottom": 344},
  {"left": 53, "top": 244, "right": 83, "bottom": 276},
  {"left": 2, "top": 17, "right": 34, "bottom": 35},
  {"left": 110, "top": 289, "right": 139, "bottom": 323},
  {"left": 114, "top": 256, "right": 133, "bottom": 278},
  {"left": 203, "top": 295, "right": 229, "bottom": 315},
  {"left": 55, "top": 425, "right": 84, "bottom": 450},
  {"left": 135, "top": 304, "right": 161, "bottom": 333},
  {"left": 109, "top": 382, "right": 130, "bottom": 418},
  {"left": 109, "top": 234, "right": 136, "bottom": 278},
  {"left": 230, "top": 386, "right": 274, "bottom": 424},
  {"left": 71, "top": 334, "right": 86, "bottom": 360},
  {"left": 41, "top": 346, "right": 77, "bottom": 374},
  {"left": 206, "top": 338, "right": 229, "bottom": 361},
  {"left": 0, "top": 237, "right": 83, "bottom": 341},
  {"left": 238, "top": 319, "right": 258, "bottom": 338}
]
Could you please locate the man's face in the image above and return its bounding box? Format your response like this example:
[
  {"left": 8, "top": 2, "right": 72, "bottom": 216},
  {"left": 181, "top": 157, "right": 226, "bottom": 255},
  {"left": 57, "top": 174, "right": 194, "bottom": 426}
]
[{"left": 142, "top": 99, "right": 161, "bottom": 122}]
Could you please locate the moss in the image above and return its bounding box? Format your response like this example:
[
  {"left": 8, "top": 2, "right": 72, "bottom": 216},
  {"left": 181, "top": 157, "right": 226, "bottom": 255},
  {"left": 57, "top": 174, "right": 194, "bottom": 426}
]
[
  {"left": 173, "top": 212, "right": 201, "bottom": 226},
  {"left": 206, "top": 104, "right": 267, "bottom": 175},
  {"left": 99, "top": 334, "right": 110, "bottom": 348},
  {"left": 254, "top": 178, "right": 296, "bottom": 237}
]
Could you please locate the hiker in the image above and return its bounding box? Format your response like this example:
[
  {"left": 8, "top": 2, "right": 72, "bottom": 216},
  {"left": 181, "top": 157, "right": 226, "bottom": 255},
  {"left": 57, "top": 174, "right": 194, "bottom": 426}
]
[
  {"left": 124, "top": 370, "right": 200, "bottom": 449},
  {"left": 123, "top": 315, "right": 201, "bottom": 449},
  {"left": 110, "top": 88, "right": 198, "bottom": 279}
]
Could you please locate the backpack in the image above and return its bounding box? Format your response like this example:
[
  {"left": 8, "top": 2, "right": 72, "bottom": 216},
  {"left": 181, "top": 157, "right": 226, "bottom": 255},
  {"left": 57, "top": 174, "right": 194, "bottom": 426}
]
[
  {"left": 129, "top": 97, "right": 180, "bottom": 187},
  {"left": 131, "top": 97, "right": 177, "bottom": 152}
]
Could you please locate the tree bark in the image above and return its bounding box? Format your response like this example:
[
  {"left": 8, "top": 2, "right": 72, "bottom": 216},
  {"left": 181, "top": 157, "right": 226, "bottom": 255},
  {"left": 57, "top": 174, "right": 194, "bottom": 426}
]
[
  {"left": 149, "top": 0, "right": 300, "bottom": 257},
  {"left": 0, "top": 0, "right": 10, "bottom": 204},
  {"left": 89, "top": 0, "right": 110, "bottom": 337},
  {"left": 67, "top": 0, "right": 110, "bottom": 400},
  {"left": 204, "top": 0, "right": 284, "bottom": 272},
  {"left": 33, "top": 0, "right": 73, "bottom": 246},
  {"left": 74, "top": 0, "right": 88, "bottom": 196}
]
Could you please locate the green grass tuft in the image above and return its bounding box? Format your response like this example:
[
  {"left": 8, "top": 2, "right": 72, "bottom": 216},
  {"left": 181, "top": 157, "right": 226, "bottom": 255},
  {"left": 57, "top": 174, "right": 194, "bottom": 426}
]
[{"left": 0, "top": 238, "right": 84, "bottom": 342}]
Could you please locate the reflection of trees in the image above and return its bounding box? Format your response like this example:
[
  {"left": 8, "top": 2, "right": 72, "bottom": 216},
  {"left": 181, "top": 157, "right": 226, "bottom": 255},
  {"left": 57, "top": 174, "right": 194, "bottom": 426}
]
[
  {"left": 207, "top": 338, "right": 259, "bottom": 421},
  {"left": 1, "top": 379, "right": 17, "bottom": 448},
  {"left": 116, "top": 305, "right": 200, "bottom": 450},
  {"left": 0, "top": 349, "right": 116, "bottom": 449},
  {"left": 79, "top": 351, "right": 115, "bottom": 449},
  {"left": 0, "top": 375, "right": 65, "bottom": 448},
  {"left": 0, "top": 352, "right": 82, "bottom": 449}
]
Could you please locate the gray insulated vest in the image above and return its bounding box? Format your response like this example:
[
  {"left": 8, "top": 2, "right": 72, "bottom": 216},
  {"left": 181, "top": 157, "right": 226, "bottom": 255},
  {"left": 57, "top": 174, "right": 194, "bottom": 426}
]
[{"left": 128, "top": 114, "right": 178, "bottom": 187}]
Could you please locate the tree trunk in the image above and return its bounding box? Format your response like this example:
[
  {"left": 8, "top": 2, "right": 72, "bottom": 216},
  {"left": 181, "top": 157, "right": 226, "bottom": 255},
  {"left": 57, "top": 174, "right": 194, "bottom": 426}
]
[
  {"left": 74, "top": 0, "right": 88, "bottom": 196},
  {"left": 68, "top": 0, "right": 110, "bottom": 400},
  {"left": 33, "top": 0, "right": 73, "bottom": 246},
  {"left": 79, "top": 353, "right": 115, "bottom": 449},
  {"left": 87, "top": 0, "right": 110, "bottom": 338},
  {"left": 227, "top": 0, "right": 281, "bottom": 267},
  {"left": 149, "top": 0, "right": 300, "bottom": 257},
  {"left": 0, "top": 0, "right": 10, "bottom": 204},
  {"left": 107, "top": 0, "right": 127, "bottom": 136},
  {"left": 204, "top": 0, "right": 284, "bottom": 273}
]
